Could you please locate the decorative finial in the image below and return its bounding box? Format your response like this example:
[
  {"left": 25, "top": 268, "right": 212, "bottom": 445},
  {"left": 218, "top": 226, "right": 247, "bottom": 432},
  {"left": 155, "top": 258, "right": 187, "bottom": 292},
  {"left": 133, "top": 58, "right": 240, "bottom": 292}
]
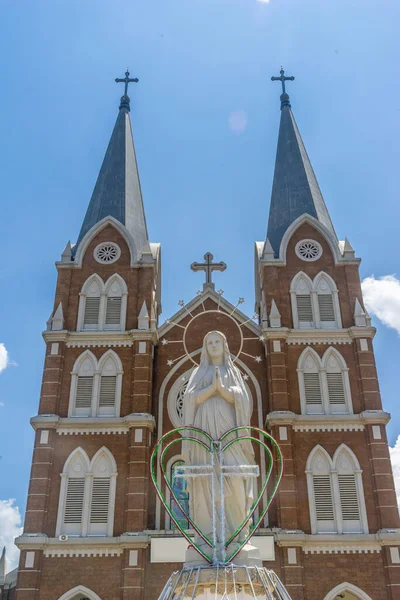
[
  {"left": 271, "top": 67, "right": 295, "bottom": 110},
  {"left": 115, "top": 68, "right": 139, "bottom": 111}
]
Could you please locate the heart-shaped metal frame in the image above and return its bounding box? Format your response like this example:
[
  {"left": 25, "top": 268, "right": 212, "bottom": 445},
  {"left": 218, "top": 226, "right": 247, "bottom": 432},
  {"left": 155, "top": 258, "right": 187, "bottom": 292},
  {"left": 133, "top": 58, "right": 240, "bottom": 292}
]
[{"left": 150, "top": 426, "right": 283, "bottom": 565}]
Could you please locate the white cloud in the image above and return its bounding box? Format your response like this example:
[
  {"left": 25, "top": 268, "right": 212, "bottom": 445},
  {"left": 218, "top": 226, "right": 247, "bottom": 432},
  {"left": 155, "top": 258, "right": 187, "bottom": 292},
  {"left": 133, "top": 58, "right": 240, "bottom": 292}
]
[
  {"left": 361, "top": 275, "right": 400, "bottom": 335},
  {"left": 0, "top": 344, "right": 9, "bottom": 374},
  {"left": 390, "top": 436, "right": 400, "bottom": 509},
  {"left": 0, "top": 499, "right": 23, "bottom": 571},
  {"left": 256, "top": 0, "right": 270, "bottom": 3},
  {"left": 228, "top": 110, "right": 248, "bottom": 134}
]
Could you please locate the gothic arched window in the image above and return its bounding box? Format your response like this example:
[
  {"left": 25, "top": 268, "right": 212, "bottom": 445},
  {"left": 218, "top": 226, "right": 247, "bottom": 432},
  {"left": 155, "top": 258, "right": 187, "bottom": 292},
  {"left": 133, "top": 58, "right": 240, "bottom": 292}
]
[
  {"left": 69, "top": 350, "right": 123, "bottom": 418},
  {"left": 297, "top": 347, "right": 353, "bottom": 415},
  {"left": 314, "top": 272, "right": 342, "bottom": 329},
  {"left": 77, "top": 274, "right": 127, "bottom": 332},
  {"left": 290, "top": 271, "right": 342, "bottom": 329},
  {"left": 290, "top": 272, "right": 314, "bottom": 328},
  {"left": 170, "top": 460, "right": 189, "bottom": 530},
  {"left": 104, "top": 274, "right": 128, "bottom": 331},
  {"left": 56, "top": 447, "right": 117, "bottom": 538},
  {"left": 306, "top": 445, "right": 368, "bottom": 535}
]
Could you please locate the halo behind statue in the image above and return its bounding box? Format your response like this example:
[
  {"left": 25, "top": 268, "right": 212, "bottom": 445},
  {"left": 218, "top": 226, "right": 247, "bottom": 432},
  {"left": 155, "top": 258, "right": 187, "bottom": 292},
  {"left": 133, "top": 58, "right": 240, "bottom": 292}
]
[{"left": 163, "top": 296, "right": 264, "bottom": 368}]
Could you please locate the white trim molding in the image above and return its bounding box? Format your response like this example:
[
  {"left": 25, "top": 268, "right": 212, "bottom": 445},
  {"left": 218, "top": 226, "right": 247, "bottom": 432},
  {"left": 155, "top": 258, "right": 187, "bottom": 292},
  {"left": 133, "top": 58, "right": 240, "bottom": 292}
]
[
  {"left": 43, "top": 329, "right": 157, "bottom": 347},
  {"left": 266, "top": 410, "right": 390, "bottom": 432},
  {"left": 76, "top": 273, "right": 128, "bottom": 333},
  {"left": 259, "top": 326, "right": 376, "bottom": 345},
  {"left": 31, "top": 413, "right": 155, "bottom": 435},
  {"left": 276, "top": 531, "right": 400, "bottom": 556}
]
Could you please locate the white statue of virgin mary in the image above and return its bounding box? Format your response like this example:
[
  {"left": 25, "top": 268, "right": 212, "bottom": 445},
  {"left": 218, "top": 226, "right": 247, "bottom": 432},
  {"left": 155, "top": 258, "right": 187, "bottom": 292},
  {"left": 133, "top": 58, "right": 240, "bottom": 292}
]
[{"left": 183, "top": 331, "right": 256, "bottom": 546}]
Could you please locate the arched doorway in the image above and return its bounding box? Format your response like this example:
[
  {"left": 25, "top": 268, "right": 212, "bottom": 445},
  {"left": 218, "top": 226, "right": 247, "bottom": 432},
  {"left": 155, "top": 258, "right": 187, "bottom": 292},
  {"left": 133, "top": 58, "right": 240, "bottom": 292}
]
[
  {"left": 58, "top": 585, "right": 102, "bottom": 600},
  {"left": 324, "top": 582, "right": 372, "bottom": 600}
]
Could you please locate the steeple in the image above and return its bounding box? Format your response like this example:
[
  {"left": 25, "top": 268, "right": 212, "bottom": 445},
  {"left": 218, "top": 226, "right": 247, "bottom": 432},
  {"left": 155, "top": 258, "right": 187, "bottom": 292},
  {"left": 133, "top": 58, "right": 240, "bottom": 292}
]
[
  {"left": 266, "top": 69, "right": 337, "bottom": 256},
  {"left": 73, "top": 69, "right": 149, "bottom": 256}
]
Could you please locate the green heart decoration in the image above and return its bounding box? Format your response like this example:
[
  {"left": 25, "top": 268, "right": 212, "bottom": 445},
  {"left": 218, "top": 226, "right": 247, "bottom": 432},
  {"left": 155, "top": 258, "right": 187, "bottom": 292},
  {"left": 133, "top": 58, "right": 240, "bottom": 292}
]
[{"left": 150, "top": 426, "right": 283, "bottom": 565}]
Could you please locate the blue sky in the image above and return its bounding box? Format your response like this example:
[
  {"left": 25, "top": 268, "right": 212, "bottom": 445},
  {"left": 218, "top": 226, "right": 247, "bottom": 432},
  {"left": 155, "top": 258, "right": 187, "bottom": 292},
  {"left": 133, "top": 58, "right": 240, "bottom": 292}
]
[{"left": 1, "top": 0, "right": 400, "bottom": 569}]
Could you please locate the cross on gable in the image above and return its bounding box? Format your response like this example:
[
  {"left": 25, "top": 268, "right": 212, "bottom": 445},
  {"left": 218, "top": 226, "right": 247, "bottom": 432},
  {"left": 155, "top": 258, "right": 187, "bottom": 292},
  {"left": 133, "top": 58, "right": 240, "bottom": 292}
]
[{"left": 190, "top": 252, "right": 227, "bottom": 290}]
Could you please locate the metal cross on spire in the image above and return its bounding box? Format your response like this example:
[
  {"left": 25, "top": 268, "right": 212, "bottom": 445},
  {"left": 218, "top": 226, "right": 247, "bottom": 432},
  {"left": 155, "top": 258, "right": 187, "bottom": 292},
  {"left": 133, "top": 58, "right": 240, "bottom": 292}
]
[
  {"left": 115, "top": 68, "right": 139, "bottom": 110},
  {"left": 191, "top": 252, "right": 227, "bottom": 290},
  {"left": 271, "top": 67, "right": 295, "bottom": 109}
]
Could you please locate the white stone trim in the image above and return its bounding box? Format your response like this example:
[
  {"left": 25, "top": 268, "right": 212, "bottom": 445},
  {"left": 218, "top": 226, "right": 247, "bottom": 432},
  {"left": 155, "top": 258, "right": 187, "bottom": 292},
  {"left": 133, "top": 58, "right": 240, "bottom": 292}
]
[
  {"left": 31, "top": 413, "right": 155, "bottom": 435},
  {"left": 67, "top": 217, "right": 139, "bottom": 267},
  {"left": 304, "top": 545, "right": 379, "bottom": 555},
  {"left": 77, "top": 273, "right": 128, "bottom": 333},
  {"left": 266, "top": 410, "right": 390, "bottom": 430},
  {"left": 43, "top": 329, "right": 156, "bottom": 347},
  {"left": 259, "top": 326, "right": 376, "bottom": 345},
  {"left": 290, "top": 271, "right": 342, "bottom": 330},
  {"left": 93, "top": 241, "right": 121, "bottom": 265}
]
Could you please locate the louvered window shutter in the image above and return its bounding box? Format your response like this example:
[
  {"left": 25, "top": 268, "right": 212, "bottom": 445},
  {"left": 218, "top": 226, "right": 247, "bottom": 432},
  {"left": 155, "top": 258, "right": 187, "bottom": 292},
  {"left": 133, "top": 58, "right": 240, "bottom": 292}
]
[
  {"left": 90, "top": 477, "right": 111, "bottom": 524},
  {"left": 313, "top": 475, "right": 334, "bottom": 522},
  {"left": 84, "top": 297, "right": 100, "bottom": 326},
  {"left": 64, "top": 478, "right": 85, "bottom": 524},
  {"left": 99, "top": 376, "right": 117, "bottom": 409},
  {"left": 304, "top": 373, "right": 322, "bottom": 409},
  {"left": 105, "top": 297, "right": 122, "bottom": 326},
  {"left": 75, "top": 376, "right": 93, "bottom": 410},
  {"left": 296, "top": 295, "right": 313, "bottom": 323},
  {"left": 318, "top": 294, "right": 335, "bottom": 322},
  {"left": 327, "top": 373, "right": 346, "bottom": 406},
  {"left": 338, "top": 474, "right": 360, "bottom": 521}
]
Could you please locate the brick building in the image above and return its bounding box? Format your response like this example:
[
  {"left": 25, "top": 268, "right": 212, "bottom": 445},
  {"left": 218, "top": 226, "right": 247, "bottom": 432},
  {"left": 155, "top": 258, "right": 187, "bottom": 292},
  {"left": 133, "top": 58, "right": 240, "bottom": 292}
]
[{"left": 11, "top": 73, "right": 400, "bottom": 600}]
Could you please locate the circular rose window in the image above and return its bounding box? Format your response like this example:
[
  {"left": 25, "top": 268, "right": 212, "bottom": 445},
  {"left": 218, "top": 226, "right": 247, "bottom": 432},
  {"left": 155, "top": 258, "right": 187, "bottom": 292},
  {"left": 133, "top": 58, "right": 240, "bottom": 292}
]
[
  {"left": 295, "top": 239, "right": 322, "bottom": 262},
  {"left": 94, "top": 242, "right": 121, "bottom": 264}
]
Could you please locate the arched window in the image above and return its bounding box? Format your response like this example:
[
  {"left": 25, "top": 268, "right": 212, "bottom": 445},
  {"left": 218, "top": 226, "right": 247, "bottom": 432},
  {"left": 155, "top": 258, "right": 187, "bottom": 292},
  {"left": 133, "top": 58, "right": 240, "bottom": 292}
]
[
  {"left": 298, "top": 347, "right": 353, "bottom": 415},
  {"left": 88, "top": 448, "right": 118, "bottom": 536},
  {"left": 314, "top": 272, "right": 342, "bottom": 329},
  {"left": 77, "top": 274, "right": 127, "bottom": 332},
  {"left": 97, "top": 351, "right": 123, "bottom": 417},
  {"left": 56, "top": 447, "right": 117, "bottom": 538},
  {"left": 104, "top": 274, "right": 128, "bottom": 331},
  {"left": 290, "top": 272, "right": 342, "bottom": 329},
  {"left": 306, "top": 446, "right": 336, "bottom": 533},
  {"left": 323, "top": 347, "right": 352, "bottom": 414},
  {"left": 170, "top": 460, "right": 190, "bottom": 530},
  {"left": 290, "top": 272, "right": 314, "bottom": 328},
  {"left": 306, "top": 445, "right": 368, "bottom": 535},
  {"left": 298, "top": 348, "right": 323, "bottom": 414},
  {"left": 69, "top": 350, "right": 123, "bottom": 418},
  {"left": 69, "top": 351, "right": 96, "bottom": 417},
  {"left": 79, "top": 275, "right": 103, "bottom": 331}
]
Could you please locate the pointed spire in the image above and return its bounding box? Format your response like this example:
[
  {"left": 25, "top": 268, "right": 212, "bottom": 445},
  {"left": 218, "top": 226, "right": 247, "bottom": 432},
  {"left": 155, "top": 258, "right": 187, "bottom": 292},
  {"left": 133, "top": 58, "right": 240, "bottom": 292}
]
[
  {"left": 61, "top": 241, "right": 72, "bottom": 263},
  {"left": 262, "top": 238, "right": 275, "bottom": 261},
  {"left": 343, "top": 237, "right": 355, "bottom": 260},
  {"left": 354, "top": 298, "right": 367, "bottom": 327},
  {"left": 0, "top": 546, "right": 6, "bottom": 584},
  {"left": 138, "top": 301, "right": 149, "bottom": 330},
  {"left": 267, "top": 70, "right": 337, "bottom": 256},
  {"left": 269, "top": 299, "right": 282, "bottom": 328},
  {"left": 51, "top": 302, "right": 64, "bottom": 331},
  {"left": 73, "top": 71, "right": 149, "bottom": 257}
]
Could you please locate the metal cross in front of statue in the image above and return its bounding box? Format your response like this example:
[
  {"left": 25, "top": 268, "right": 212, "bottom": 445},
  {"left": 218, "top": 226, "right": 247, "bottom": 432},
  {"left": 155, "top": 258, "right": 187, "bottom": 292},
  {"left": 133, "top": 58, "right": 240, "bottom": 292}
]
[
  {"left": 174, "top": 442, "right": 259, "bottom": 565},
  {"left": 191, "top": 252, "right": 227, "bottom": 290},
  {"left": 115, "top": 68, "right": 139, "bottom": 96},
  {"left": 271, "top": 67, "right": 295, "bottom": 94}
]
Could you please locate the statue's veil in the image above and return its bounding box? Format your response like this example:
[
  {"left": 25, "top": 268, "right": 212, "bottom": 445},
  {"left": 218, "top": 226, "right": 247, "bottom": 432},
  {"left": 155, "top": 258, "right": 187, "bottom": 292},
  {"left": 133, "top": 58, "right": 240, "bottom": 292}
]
[{"left": 183, "top": 331, "right": 254, "bottom": 456}]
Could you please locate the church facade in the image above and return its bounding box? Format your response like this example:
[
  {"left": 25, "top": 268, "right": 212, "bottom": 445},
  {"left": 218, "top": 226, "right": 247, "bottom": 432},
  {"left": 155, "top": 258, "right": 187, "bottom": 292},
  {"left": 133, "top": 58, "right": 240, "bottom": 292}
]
[{"left": 11, "top": 71, "right": 400, "bottom": 600}]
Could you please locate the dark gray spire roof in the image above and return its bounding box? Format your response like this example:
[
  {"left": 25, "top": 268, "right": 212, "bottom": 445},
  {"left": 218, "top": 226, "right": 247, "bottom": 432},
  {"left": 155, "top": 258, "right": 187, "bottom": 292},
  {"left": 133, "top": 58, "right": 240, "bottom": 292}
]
[
  {"left": 266, "top": 93, "right": 337, "bottom": 255},
  {"left": 73, "top": 97, "right": 149, "bottom": 255}
]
